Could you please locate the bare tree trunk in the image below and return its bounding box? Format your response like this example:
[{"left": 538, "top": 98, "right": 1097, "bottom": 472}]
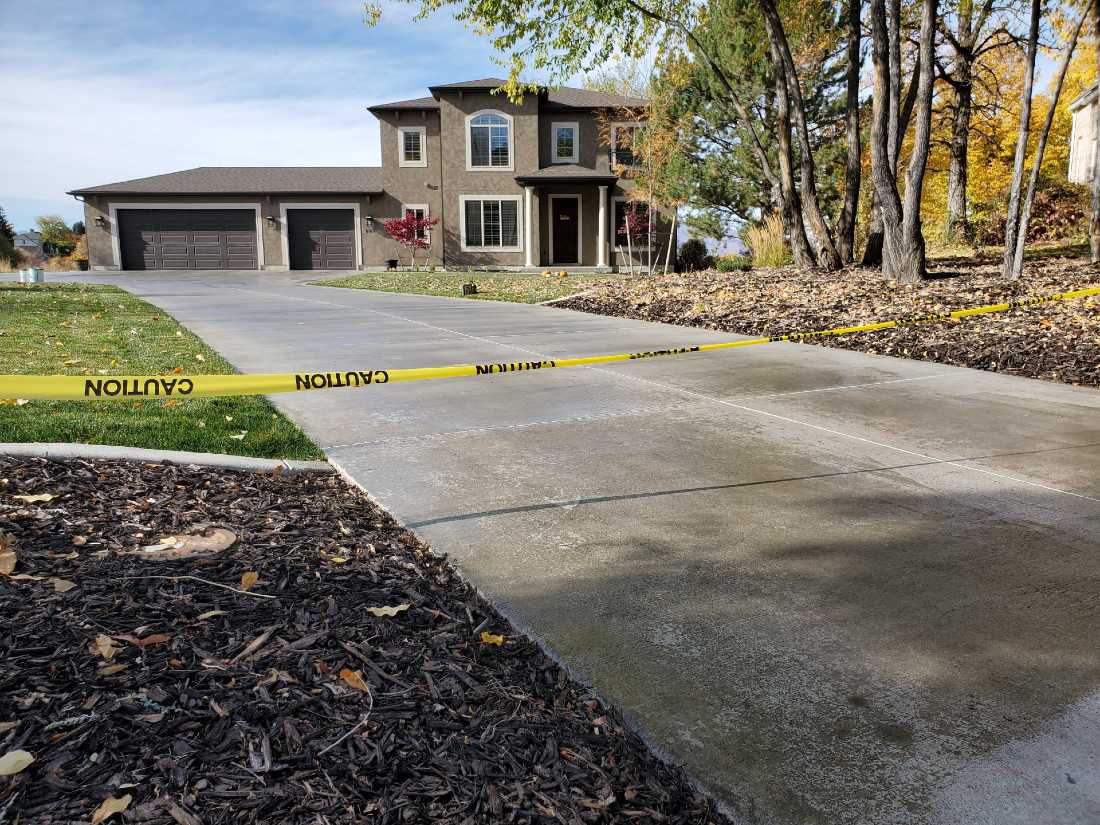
[
  {"left": 869, "top": 0, "right": 936, "bottom": 283},
  {"left": 759, "top": 0, "right": 843, "bottom": 270},
  {"left": 1002, "top": 0, "right": 1040, "bottom": 278},
  {"left": 863, "top": 194, "right": 884, "bottom": 265},
  {"left": 896, "top": 0, "right": 937, "bottom": 283},
  {"left": 836, "top": 0, "right": 862, "bottom": 263},
  {"left": 945, "top": 68, "right": 973, "bottom": 242},
  {"left": 1091, "top": 0, "right": 1100, "bottom": 262},
  {"left": 1011, "top": 11, "right": 1085, "bottom": 278},
  {"left": 770, "top": 57, "right": 815, "bottom": 268},
  {"left": 664, "top": 210, "right": 677, "bottom": 275},
  {"left": 887, "top": 0, "right": 902, "bottom": 172}
]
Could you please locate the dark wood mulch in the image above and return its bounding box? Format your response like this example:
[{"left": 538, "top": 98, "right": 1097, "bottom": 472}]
[
  {"left": 0, "top": 458, "right": 727, "bottom": 825},
  {"left": 559, "top": 257, "right": 1100, "bottom": 387}
]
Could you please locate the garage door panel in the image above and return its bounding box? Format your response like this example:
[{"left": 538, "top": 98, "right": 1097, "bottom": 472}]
[
  {"left": 288, "top": 209, "right": 356, "bottom": 270},
  {"left": 118, "top": 209, "right": 258, "bottom": 271}
]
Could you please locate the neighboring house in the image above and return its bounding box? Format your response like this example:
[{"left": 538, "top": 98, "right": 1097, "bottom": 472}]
[
  {"left": 1068, "top": 84, "right": 1097, "bottom": 184},
  {"left": 13, "top": 231, "right": 43, "bottom": 258},
  {"left": 69, "top": 78, "right": 665, "bottom": 272}
]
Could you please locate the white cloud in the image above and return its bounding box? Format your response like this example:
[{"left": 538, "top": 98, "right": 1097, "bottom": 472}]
[{"left": 0, "top": 0, "right": 498, "bottom": 229}]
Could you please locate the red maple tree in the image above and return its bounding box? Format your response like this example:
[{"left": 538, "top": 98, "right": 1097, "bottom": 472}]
[{"left": 384, "top": 211, "right": 439, "bottom": 270}]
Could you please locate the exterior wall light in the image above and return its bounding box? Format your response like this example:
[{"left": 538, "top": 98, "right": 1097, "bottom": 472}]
[
  {"left": 265, "top": 215, "right": 279, "bottom": 229},
  {"left": 94, "top": 216, "right": 108, "bottom": 229}
]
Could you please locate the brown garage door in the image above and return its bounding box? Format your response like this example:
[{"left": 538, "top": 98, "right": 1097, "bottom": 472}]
[
  {"left": 287, "top": 209, "right": 356, "bottom": 270},
  {"left": 118, "top": 209, "right": 257, "bottom": 270}
]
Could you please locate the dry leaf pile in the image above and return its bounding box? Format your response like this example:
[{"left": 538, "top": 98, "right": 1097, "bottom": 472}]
[
  {"left": 0, "top": 457, "right": 726, "bottom": 825},
  {"left": 561, "top": 257, "right": 1100, "bottom": 386}
]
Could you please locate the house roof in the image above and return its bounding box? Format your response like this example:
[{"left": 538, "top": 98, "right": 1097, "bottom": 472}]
[
  {"left": 366, "top": 95, "right": 440, "bottom": 112},
  {"left": 370, "top": 79, "right": 647, "bottom": 112},
  {"left": 514, "top": 165, "right": 620, "bottom": 184},
  {"left": 14, "top": 231, "right": 42, "bottom": 242},
  {"left": 1069, "top": 84, "right": 1098, "bottom": 112},
  {"left": 69, "top": 167, "right": 383, "bottom": 196}
]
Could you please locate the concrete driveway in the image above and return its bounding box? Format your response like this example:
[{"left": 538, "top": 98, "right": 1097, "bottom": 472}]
[{"left": 49, "top": 271, "right": 1100, "bottom": 823}]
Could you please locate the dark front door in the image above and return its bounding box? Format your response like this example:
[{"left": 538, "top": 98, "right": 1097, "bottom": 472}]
[
  {"left": 551, "top": 197, "right": 580, "bottom": 264},
  {"left": 117, "top": 209, "right": 257, "bottom": 270},
  {"left": 287, "top": 209, "right": 356, "bottom": 270}
]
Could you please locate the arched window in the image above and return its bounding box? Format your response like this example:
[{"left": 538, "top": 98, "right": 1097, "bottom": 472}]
[{"left": 467, "top": 110, "right": 513, "bottom": 170}]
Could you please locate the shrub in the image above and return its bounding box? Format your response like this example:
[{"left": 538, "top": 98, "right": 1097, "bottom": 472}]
[
  {"left": 715, "top": 254, "right": 751, "bottom": 272},
  {"left": 678, "top": 238, "right": 713, "bottom": 271},
  {"left": 73, "top": 235, "right": 89, "bottom": 262},
  {"left": 743, "top": 214, "right": 790, "bottom": 268},
  {"left": 971, "top": 179, "right": 1089, "bottom": 248},
  {"left": 42, "top": 256, "right": 77, "bottom": 272}
]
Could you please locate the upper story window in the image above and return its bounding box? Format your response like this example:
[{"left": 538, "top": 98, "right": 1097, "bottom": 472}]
[
  {"left": 610, "top": 122, "right": 641, "bottom": 167},
  {"left": 551, "top": 121, "right": 578, "bottom": 164},
  {"left": 398, "top": 126, "right": 427, "bottom": 168},
  {"left": 466, "top": 110, "right": 513, "bottom": 171}
]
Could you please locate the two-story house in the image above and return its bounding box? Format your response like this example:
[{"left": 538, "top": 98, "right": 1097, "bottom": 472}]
[{"left": 70, "top": 78, "right": 665, "bottom": 273}]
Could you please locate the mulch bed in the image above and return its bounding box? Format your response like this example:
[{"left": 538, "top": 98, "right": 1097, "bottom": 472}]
[
  {"left": 559, "top": 256, "right": 1100, "bottom": 387},
  {"left": 0, "top": 458, "right": 727, "bottom": 825}
]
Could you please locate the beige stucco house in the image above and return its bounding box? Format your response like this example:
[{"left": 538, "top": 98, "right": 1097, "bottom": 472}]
[
  {"left": 70, "top": 78, "right": 666, "bottom": 273},
  {"left": 1068, "top": 84, "right": 1097, "bottom": 184}
]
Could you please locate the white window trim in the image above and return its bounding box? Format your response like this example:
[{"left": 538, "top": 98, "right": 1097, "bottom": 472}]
[
  {"left": 279, "top": 202, "right": 363, "bottom": 269},
  {"left": 610, "top": 121, "right": 642, "bottom": 166},
  {"left": 397, "top": 126, "right": 427, "bottom": 168},
  {"left": 550, "top": 121, "right": 579, "bottom": 164},
  {"left": 107, "top": 201, "right": 265, "bottom": 269},
  {"left": 612, "top": 195, "right": 654, "bottom": 251},
  {"left": 548, "top": 194, "right": 583, "bottom": 265},
  {"left": 459, "top": 194, "right": 523, "bottom": 252},
  {"left": 465, "top": 109, "right": 514, "bottom": 172},
  {"left": 401, "top": 202, "right": 431, "bottom": 242}
]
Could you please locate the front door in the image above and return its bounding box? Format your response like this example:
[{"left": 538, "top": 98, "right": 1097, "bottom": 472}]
[{"left": 551, "top": 196, "right": 580, "bottom": 265}]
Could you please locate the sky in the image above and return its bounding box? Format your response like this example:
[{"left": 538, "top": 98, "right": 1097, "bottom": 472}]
[{"left": 0, "top": 0, "right": 513, "bottom": 232}]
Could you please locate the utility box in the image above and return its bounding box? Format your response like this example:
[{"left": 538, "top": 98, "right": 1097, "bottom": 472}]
[{"left": 18, "top": 268, "right": 44, "bottom": 284}]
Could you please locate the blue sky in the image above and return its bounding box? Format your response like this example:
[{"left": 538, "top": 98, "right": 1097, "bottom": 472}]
[{"left": 0, "top": 0, "right": 518, "bottom": 232}]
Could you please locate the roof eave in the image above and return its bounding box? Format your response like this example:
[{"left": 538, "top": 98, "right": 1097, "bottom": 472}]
[{"left": 69, "top": 189, "right": 385, "bottom": 197}]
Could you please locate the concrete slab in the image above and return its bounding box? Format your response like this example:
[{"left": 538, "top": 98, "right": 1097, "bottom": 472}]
[{"left": 28, "top": 270, "right": 1100, "bottom": 824}]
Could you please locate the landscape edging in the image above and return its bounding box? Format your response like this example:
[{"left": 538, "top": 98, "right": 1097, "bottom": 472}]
[{"left": 0, "top": 442, "right": 332, "bottom": 474}]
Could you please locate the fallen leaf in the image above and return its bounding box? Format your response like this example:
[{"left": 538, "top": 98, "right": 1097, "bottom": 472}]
[
  {"left": 51, "top": 578, "right": 78, "bottom": 593},
  {"left": 136, "top": 713, "right": 164, "bottom": 723},
  {"left": 328, "top": 556, "right": 349, "bottom": 564},
  {"left": 91, "top": 794, "right": 132, "bottom": 824},
  {"left": 13, "top": 493, "right": 55, "bottom": 503},
  {"left": 129, "top": 528, "right": 236, "bottom": 561},
  {"left": 8, "top": 573, "right": 42, "bottom": 581},
  {"left": 480, "top": 631, "right": 505, "bottom": 646},
  {"left": 0, "top": 399, "right": 29, "bottom": 406},
  {"left": 339, "top": 667, "right": 371, "bottom": 694},
  {"left": 196, "top": 610, "right": 225, "bottom": 621},
  {"left": 0, "top": 550, "right": 15, "bottom": 576},
  {"left": 120, "top": 633, "right": 171, "bottom": 647},
  {"left": 195, "top": 353, "right": 205, "bottom": 361},
  {"left": 72, "top": 535, "right": 87, "bottom": 546},
  {"left": 0, "top": 749, "right": 34, "bottom": 776},
  {"left": 228, "top": 430, "right": 248, "bottom": 441},
  {"left": 171, "top": 366, "right": 183, "bottom": 374},
  {"left": 91, "top": 634, "right": 118, "bottom": 661},
  {"left": 162, "top": 399, "right": 181, "bottom": 408},
  {"left": 0, "top": 722, "right": 17, "bottom": 733},
  {"left": 240, "top": 571, "right": 259, "bottom": 591},
  {"left": 366, "top": 603, "right": 410, "bottom": 618},
  {"left": 224, "top": 415, "right": 233, "bottom": 422}
]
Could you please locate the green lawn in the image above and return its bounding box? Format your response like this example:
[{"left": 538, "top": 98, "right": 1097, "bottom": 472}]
[
  {"left": 0, "top": 284, "right": 322, "bottom": 460},
  {"left": 313, "top": 270, "right": 617, "bottom": 304}
]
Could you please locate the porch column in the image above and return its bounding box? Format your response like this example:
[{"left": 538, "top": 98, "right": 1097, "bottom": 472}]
[
  {"left": 524, "top": 186, "right": 534, "bottom": 268},
  {"left": 597, "top": 185, "right": 608, "bottom": 268}
]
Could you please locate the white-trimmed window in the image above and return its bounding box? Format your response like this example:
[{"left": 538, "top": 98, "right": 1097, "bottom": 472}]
[
  {"left": 613, "top": 196, "right": 653, "bottom": 250},
  {"left": 398, "top": 126, "right": 427, "bottom": 168},
  {"left": 610, "top": 121, "right": 641, "bottom": 167},
  {"left": 460, "top": 196, "right": 522, "bottom": 251},
  {"left": 466, "top": 110, "right": 513, "bottom": 170},
  {"left": 551, "top": 121, "right": 578, "bottom": 164},
  {"left": 402, "top": 203, "right": 430, "bottom": 241}
]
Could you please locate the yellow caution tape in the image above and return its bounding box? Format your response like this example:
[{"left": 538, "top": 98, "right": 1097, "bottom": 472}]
[{"left": 2, "top": 285, "right": 1097, "bottom": 401}]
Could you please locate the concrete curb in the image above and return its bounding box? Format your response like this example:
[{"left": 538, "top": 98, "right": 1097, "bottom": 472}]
[{"left": 0, "top": 443, "right": 332, "bottom": 474}]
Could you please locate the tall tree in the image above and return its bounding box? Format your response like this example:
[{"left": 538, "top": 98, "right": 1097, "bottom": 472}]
[
  {"left": 1001, "top": 0, "right": 1041, "bottom": 277},
  {"left": 869, "top": 0, "right": 939, "bottom": 282},
  {"left": 937, "top": 0, "right": 1013, "bottom": 242},
  {"left": 1008, "top": 9, "right": 1086, "bottom": 277},
  {"left": 1091, "top": 0, "right": 1100, "bottom": 261},
  {"left": 836, "top": 0, "right": 862, "bottom": 262}
]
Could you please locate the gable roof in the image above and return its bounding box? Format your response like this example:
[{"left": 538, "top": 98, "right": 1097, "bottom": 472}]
[
  {"left": 69, "top": 167, "right": 383, "bottom": 196},
  {"left": 1070, "top": 84, "right": 1098, "bottom": 112},
  {"left": 369, "top": 79, "right": 647, "bottom": 112}
]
